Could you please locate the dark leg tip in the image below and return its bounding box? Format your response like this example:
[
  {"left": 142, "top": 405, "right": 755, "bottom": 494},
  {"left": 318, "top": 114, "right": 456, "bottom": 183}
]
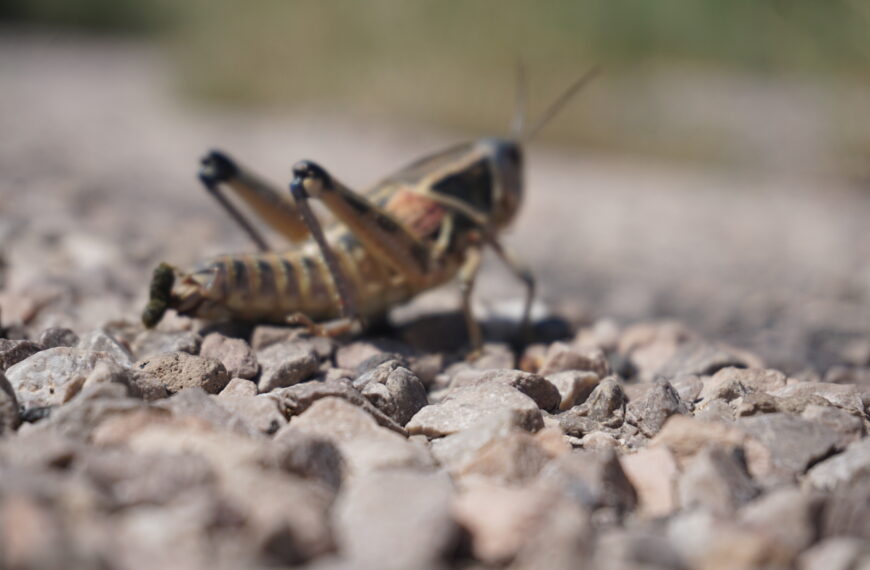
[
  {"left": 200, "top": 149, "right": 238, "bottom": 182},
  {"left": 291, "top": 160, "right": 332, "bottom": 186}
]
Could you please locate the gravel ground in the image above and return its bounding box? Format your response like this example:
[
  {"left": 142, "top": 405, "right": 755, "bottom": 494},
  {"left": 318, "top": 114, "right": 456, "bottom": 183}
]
[{"left": 0, "top": 33, "right": 869, "bottom": 570}]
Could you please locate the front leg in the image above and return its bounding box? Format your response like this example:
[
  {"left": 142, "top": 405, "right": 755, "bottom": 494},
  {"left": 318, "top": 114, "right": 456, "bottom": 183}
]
[
  {"left": 419, "top": 192, "right": 537, "bottom": 343},
  {"left": 458, "top": 247, "right": 484, "bottom": 352},
  {"left": 486, "top": 238, "right": 536, "bottom": 343}
]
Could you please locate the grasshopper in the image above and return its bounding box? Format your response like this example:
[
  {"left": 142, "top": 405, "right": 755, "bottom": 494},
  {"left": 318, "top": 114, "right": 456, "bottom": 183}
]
[{"left": 142, "top": 68, "right": 599, "bottom": 349}]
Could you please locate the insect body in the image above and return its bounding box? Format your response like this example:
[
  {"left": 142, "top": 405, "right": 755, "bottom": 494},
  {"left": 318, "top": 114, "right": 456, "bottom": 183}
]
[{"left": 142, "top": 68, "right": 598, "bottom": 348}]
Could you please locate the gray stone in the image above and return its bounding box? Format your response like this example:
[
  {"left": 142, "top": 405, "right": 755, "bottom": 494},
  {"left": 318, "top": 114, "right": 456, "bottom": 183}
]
[
  {"left": 801, "top": 404, "right": 865, "bottom": 449},
  {"left": 678, "top": 445, "right": 758, "bottom": 515},
  {"left": 622, "top": 381, "right": 653, "bottom": 402},
  {"left": 131, "top": 329, "right": 201, "bottom": 359},
  {"left": 694, "top": 398, "right": 736, "bottom": 423},
  {"left": 355, "top": 361, "right": 428, "bottom": 425},
  {"left": 558, "top": 414, "right": 604, "bottom": 439},
  {"left": 36, "top": 327, "right": 78, "bottom": 348},
  {"left": 269, "top": 379, "right": 405, "bottom": 434},
  {"left": 218, "top": 377, "right": 257, "bottom": 397},
  {"left": 560, "top": 377, "right": 625, "bottom": 436},
  {"left": 271, "top": 429, "right": 344, "bottom": 490},
  {"left": 287, "top": 397, "right": 433, "bottom": 475},
  {"left": 518, "top": 342, "right": 548, "bottom": 374},
  {"left": 126, "top": 369, "right": 170, "bottom": 401},
  {"left": 200, "top": 332, "right": 259, "bottom": 379},
  {"left": 452, "top": 481, "right": 561, "bottom": 564},
  {"left": 407, "top": 353, "right": 443, "bottom": 388},
  {"left": 98, "top": 409, "right": 262, "bottom": 467},
  {"left": 738, "top": 413, "right": 840, "bottom": 481},
  {"left": 466, "top": 343, "right": 516, "bottom": 371},
  {"left": 546, "top": 370, "right": 599, "bottom": 411},
  {"left": 666, "top": 509, "right": 718, "bottom": 568},
  {"left": 450, "top": 368, "right": 560, "bottom": 412},
  {"left": 430, "top": 414, "right": 531, "bottom": 474},
  {"left": 577, "top": 376, "right": 625, "bottom": 423},
  {"left": 739, "top": 486, "right": 824, "bottom": 554},
  {"left": 0, "top": 339, "right": 42, "bottom": 372},
  {"left": 251, "top": 326, "right": 336, "bottom": 358},
  {"left": 511, "top": 500, "right": 592, "bottom": 570},
  {"left": 540, "top": 449, "right": 637, "bottom": 514},
  {"left": 0, "top": 430, "right": 86, "bottom": 469},
  {"left": 77, "top": 328, "right": 135, "bottom": 367},
  {"left": 80, "top": 360, "right": 136, "bottom": 400},
  {"left": 213, "top": 394, "right": 286, "bottom": 435},
  {"left": 458, "top": 430, "right": 553, "bottom": 484},
  {"left": 219, "top": 468, "right": 335, "bottom": 565},
  {"left": 592, "top": 528, "right": 685, "bottom": 570},
  {"left": 250, "top": 325, "right": 296, "bottom": 350},
  {"left": 333, "top": 470, "right": 458, "bottom": 570},
  {"left": 711, "top": 366, "right": 787, "bottom": 394},
  {"left": 826, "top": 365, "right": 870, "bottom": 386},
  {"left": 619, "top": 321, "right": 693, "bottom": 382},
  {"left": 256, "top": 342, "right": 319, "bottom": 392},
  {"left": 626, "top": 378, "right": 688, "bottom": 437},
  {"left": 772, "top": 382, "right": 865, "bottom": 415},
  {"left": 580, "top": 431, "right": 619, "bottom": 450},
  {"left": 161, "top": 387, "right": 259, "bottom": 437},
  {"left": 821, "top": 481, "right": 870, "bottom": 540},
  {"left": 697, "top": 371, "right": 752, "bottom": 404},
  {"left": 6, "top": 347, "right": 131, "bottom": 407},
  {"left": 135, "top": 352, "right": 229, "bottom": 395},
  {"left": 671, "top": 374, "right": 703, "bottom": 404},
  {"left": 0, "top": 493, "right": 87, "bottom": 569},
  {"left": 538, "top": 342, "right": 610, "bottom": 377},
  {"left": 438, "top": 345, "right": 517, "bottom": 385},
  {"left": 109, "top": 491, "right": 239, "bottom": 568},
  {"left": 734, "top": 392, "right": 780, "bottom": 417},
  {"left": 0, "top": 371, "right": 20, "bottom": 433},
  {"left": 805, "top": 438, "right": 870, "bottom": 491},
  {"left": 406, "top": 383, "right": 543, "bottom": 437},
  {"left": 335, "top": 339, "right": 410, "bottom": 370},
  {"left": 78, "top": 448, "right": 216, "bottom": 508},
  {"left": 657, "top": 340, "right": 755, "bottom": 379},
  {"left": 619, "top": 446, "right": 680, "bottom": 518},
  {"left": 651, "top": 415, "right": 748, "bottom": 462},
  {"left": 797, "top": 537, "right": 869, "bottom": 570},
  {"left": 25, "top": 383, "right": 146, "bottom": 441},
  {"left": 574, "top": 318, "right": 621, "bottom": 351}
]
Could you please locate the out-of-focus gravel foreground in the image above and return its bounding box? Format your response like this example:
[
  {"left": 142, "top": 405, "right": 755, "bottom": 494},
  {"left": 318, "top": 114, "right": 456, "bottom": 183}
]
[{"left": 0, "top": 33, "right": 869, "bottom": 570}]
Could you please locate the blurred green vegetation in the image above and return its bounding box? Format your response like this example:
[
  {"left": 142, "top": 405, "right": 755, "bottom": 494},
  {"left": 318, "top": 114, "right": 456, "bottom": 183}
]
[
  {"left": 0, "top": 0, "right": 172, "bottom": 33},
  {"left": 4, "top": 0, "right": 870, "bottom": 166}
]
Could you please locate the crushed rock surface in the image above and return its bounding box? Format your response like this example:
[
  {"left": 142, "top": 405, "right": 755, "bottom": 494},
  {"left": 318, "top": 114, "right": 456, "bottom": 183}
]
[{"left": 0, "top": 33, "right": 869, "bottom": 570}]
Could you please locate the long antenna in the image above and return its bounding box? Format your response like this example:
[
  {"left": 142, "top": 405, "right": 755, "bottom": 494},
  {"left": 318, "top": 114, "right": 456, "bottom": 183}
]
[
  {"left": 523, "top": 65, "right": 601, "bottom": 142},
  {"left": 510, "top": 60, "right": 528, "bottom": 138}
]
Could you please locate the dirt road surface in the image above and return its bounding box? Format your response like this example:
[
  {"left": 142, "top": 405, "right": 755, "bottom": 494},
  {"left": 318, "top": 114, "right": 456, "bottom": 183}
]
[{"left": 1, "top": 33, "right": 868, "bottom": 373}]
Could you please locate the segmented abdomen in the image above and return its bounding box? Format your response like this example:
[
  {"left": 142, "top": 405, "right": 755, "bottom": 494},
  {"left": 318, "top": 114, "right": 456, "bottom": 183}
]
[{"left": 183, "top": 231, "right": 420, "bottom": 323}]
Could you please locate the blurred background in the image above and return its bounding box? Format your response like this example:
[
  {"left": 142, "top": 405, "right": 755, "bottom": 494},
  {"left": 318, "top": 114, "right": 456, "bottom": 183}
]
[{"left": 0, "top": 1, "right": 868, "bottom": 373}]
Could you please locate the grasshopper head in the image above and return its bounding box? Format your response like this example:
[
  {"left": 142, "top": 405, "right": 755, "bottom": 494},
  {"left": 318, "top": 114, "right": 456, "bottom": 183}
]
[{"left": 479, "top": 138, "right": 524, "bottom": 228}]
